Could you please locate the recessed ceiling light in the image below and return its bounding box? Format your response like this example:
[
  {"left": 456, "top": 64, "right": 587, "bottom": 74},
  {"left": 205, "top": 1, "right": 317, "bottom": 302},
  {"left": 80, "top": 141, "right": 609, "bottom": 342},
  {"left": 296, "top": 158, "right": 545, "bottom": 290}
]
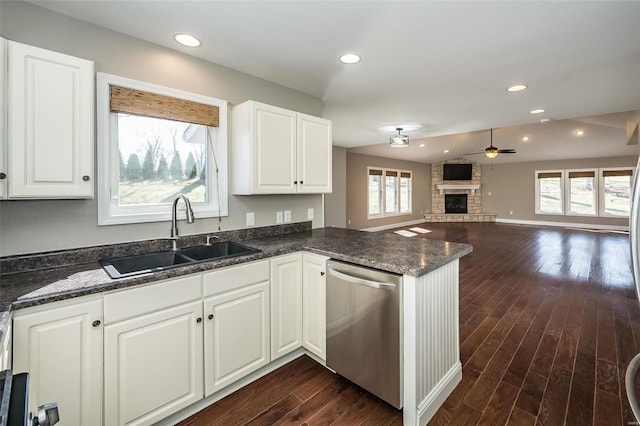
[
  {"left": 443, "top": 149, "right": 449, "bottom": 153},
  {"left": 522, "top": 136, "right": 529, "bottom": 142},
  {"left": 339, "top": 53, "right": 360, "bottom": 64},
  {"left": 530, "top": 108, "right": 545, "bottom": 114},
  {"left": 420, "top": 144, "right": 425, "bottom": 148},
  {"left": 174, "top": 34, "right": 201, "bottom": 47},
  {"left": 575, "top": 129, "right": 584, "bottom": 136},
  {"left": 507, "top": 85, "right": 527, "bottom": 92}
]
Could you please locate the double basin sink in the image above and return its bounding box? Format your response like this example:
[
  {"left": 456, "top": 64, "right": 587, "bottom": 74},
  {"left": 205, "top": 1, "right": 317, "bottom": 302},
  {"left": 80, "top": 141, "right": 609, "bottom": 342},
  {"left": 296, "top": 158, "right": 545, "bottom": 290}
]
[{"left": 100, "top": 241, "right": 260, "bottom": 279}]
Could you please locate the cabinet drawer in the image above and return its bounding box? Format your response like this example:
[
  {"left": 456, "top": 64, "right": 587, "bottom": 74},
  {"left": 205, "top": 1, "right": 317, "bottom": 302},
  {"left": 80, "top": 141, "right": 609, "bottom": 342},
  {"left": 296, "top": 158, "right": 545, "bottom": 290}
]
[
  {"left": 204, "top": 260, "right": 269, "bottom": 296},
  {"left": 104, "top": 275, "right": 202, "bottom": 324}
]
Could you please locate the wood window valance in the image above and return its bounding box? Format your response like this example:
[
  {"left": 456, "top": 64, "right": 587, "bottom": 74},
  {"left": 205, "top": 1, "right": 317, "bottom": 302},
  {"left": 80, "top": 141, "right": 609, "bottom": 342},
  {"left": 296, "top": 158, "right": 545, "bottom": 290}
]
[
  {"left": 400, "top": 172, "right": 411, "bottom": 178},
  {"left": 110, "top": 85, "right": 219, "bottom": 127},
  {"left": 603, "top": 169, "right": 633, "bottom": 177},
  {"left": 537, "top": 172, "right": 562, "bottom": 179},
  {"left": 369, "top": 169, "right": 383, "bottom": 176},
  {"left": 386, "top": 171, "right": 398, "bottom": 177},
  {"left": 568, "top": 171, "right": 595, "bottom": 179}
]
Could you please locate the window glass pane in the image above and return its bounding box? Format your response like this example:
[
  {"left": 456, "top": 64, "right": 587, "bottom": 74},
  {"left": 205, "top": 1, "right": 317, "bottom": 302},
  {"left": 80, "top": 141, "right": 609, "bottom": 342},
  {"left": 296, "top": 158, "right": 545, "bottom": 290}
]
[
  {"left": 385, "top": 175, "right": 397, "bottom": 213},
  {"left": 603, "top": 174, "right": 631, "bottom": 216},
  {"left": 117, "top": 114, "right": 208, "bottom": 206},
  {"left": 568, "top": 176, "right": 595, "bottom": 214},
  {"left": 400, "top": 176, "right": 411, "bottom": 213},
  {"left": 368, "top": 175, "right": 382, "bottom": 215},
  {"left": 539, "top": 177, "right": 562, "bottom": 213}
]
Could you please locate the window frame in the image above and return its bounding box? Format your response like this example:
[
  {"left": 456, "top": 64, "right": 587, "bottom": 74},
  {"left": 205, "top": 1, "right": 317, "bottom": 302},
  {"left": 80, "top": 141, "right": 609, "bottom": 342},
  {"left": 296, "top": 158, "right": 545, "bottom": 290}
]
[
  {"left": 565, "top": 168, "right": 598, "bottom": 217},
  {"left": 598, "top": 167, "right": 634, "bottom": 218},
  {"left": 96, "top": 73, "right": 228, "bottom": 226},
  {"left": 535, "top": 169, "right": 565, "bottom": 215},
  {"left": 367, "top": 167, "right": 412, "bottom": 219}
]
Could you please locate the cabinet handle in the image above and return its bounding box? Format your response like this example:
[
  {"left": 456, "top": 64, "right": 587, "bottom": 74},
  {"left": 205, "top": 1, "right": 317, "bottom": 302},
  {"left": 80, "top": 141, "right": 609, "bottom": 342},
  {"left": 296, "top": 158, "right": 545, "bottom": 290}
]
[
  {"left": 92, "top": 320, "right": 101, "bottom": 327},
  {"left": 300, "top": 181, "right": 304, "bottom": 184},
  {"left": 0, "top": 173, "right": 6, "bottom": 180},
  {"left": 294, "top": 181, "right": 298, "bottom": 185},
  {"left": 208, "top": 314, "right": 214, "bottom": 320},
  {"left": 196, "top": 317, "right": 202, "bottom": 323},
  {"left": 82, "top": 175, "right": 91, "bottom": 181},
  {"left": 320, "top": 272, "right": 325, "bottom": 276}
]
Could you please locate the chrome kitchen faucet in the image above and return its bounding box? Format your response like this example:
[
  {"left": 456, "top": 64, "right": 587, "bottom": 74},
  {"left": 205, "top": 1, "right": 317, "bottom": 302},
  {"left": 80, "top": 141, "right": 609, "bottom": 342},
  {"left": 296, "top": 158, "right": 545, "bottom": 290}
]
[{"left": 169, "top": 194, "right": 195, "bottom": 250}]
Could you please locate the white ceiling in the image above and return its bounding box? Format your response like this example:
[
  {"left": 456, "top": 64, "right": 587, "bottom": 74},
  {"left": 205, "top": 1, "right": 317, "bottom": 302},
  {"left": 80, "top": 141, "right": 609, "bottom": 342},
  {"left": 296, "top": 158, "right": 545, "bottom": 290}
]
[{"left": 27, "top": 0, "right": 640, "bottom": 164}]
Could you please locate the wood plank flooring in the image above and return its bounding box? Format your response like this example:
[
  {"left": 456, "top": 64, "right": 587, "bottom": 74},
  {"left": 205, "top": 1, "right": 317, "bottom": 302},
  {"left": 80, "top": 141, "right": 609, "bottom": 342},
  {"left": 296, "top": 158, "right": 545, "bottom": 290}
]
[{"left": 179, "top": 222, "right": 638, "bottom": 425}]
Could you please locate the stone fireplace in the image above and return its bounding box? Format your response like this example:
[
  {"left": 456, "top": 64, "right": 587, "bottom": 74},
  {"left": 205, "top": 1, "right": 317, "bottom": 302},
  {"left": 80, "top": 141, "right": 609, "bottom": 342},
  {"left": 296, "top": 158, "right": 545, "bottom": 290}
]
[
  {"left": 424, "top": 159, "right": 496, "bottom": 223},
  {"left": 445, "top": 194, "right": 468, "bottom": 214}
]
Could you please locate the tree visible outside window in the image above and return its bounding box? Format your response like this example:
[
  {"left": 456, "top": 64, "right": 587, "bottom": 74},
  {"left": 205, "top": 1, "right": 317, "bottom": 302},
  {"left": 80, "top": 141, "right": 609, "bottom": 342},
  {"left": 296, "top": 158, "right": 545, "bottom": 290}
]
[{"left": 535, "top": 171, "right": 563, "bottom": 214}]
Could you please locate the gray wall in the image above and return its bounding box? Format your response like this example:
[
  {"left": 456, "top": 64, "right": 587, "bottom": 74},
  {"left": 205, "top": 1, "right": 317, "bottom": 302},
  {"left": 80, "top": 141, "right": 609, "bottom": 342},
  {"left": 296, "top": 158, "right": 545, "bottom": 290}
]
[
  {"left": 482, "top": 155, "right": 637, "bottom": 226},
  {"left": 0, "top": 1, "right": 325, "bottom": 256},
  {"left": 346, "top": 152, "right": 431, "bottom": 230},
  {"left": 324, "top": 147, "right": 347, "bottom": 227}
]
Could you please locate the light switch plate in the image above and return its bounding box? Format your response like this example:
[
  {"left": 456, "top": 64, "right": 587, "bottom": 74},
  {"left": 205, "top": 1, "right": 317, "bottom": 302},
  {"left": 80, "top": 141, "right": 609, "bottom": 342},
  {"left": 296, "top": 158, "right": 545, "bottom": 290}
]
[
  {"left": 284, "top": 210, "right": 292, "bottom": 223},
  {"left": 246, "top": 212, "right": 255, "bottom": 226},
  {"left": 276, "top": 211, "right": 283, "bottom": 224},
  {"left": 307, "top": 208, "right": 314, "bottom": 220}
]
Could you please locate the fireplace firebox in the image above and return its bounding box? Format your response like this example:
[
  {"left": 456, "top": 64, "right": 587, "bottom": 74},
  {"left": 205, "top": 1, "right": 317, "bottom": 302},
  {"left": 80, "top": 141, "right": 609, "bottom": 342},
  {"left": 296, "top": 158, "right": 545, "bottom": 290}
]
[{"left": 445, "top": 194, "right": 468, "bottom": 214}]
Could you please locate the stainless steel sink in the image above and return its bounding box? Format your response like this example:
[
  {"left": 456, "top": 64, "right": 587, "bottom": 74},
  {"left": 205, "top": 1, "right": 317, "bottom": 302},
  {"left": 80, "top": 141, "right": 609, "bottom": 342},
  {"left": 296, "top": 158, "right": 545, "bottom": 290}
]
[{"left": 100, "top": 242, "right": 260, "bottom": 279}]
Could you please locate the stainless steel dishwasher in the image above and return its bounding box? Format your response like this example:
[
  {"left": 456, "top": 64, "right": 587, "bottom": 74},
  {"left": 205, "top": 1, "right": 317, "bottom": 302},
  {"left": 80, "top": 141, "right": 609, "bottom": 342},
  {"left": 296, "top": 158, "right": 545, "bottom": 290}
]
[{"left": 326, "top": 259, "right": 402, "bottom": 409}]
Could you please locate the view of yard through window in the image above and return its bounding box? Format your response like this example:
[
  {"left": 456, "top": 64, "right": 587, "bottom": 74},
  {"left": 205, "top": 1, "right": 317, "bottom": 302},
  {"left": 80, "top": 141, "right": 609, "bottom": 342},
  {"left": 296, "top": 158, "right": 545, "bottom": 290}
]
[{"left": 116, "top": 114, "right": 210, "bottom": 206}]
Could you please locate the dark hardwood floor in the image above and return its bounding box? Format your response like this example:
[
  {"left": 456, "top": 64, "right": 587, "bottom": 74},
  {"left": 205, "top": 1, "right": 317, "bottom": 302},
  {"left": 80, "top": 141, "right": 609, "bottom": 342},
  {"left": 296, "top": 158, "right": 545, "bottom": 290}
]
[{"left": 179, "top": 222, "right": 638, "bottom": 425}]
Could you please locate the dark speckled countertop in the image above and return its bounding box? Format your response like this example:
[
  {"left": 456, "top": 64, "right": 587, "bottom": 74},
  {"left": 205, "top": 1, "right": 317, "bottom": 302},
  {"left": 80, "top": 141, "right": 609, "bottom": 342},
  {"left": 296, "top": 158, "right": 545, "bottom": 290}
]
[{"left": 0, "top": 224, "right": 472, "bottom": 342}]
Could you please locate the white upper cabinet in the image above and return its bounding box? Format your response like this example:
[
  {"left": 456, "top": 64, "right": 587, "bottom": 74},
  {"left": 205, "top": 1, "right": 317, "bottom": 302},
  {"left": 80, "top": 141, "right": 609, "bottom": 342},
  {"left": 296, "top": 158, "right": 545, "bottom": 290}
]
[
  {"left": 6, "top": 40, "right": 94, "bottom": 199},
  {"left": 231, "top": 100, "right": 332, "bottom": 194}
]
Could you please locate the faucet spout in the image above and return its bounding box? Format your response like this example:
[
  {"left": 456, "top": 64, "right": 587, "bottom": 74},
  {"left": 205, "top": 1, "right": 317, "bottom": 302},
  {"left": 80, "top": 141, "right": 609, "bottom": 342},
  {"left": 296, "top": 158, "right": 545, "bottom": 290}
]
[{"left": 170, "top": 194, "right": 196, "bottom": 245}]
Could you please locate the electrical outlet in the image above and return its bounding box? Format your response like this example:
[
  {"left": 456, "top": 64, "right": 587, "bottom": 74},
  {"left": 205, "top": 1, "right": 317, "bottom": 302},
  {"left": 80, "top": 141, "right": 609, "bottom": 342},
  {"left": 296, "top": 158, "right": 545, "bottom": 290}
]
[
  {"left": 246, "top": 212, "right": 255, "bottom": 226},
  {"left": 488, "top": 191, "right": 492, "bottom": 196},
  {"left": 276, "top": 211, "right": 283, "bottom": 224},
  {"left": 284, "top": 210, "right": 292, "bottom": 223},
  {"left": 307, "top": 208, "right": 314, "bottom": 220},
  {"left": 509, "top": 210, "right": 513, "bottom": 215}
]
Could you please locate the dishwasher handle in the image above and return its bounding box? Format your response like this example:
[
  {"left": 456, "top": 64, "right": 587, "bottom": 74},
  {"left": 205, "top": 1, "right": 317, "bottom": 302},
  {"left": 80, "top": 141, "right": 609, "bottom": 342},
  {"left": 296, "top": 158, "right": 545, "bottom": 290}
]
[{"left": 328, "top": 268, "right": 396, "bottom": 290}]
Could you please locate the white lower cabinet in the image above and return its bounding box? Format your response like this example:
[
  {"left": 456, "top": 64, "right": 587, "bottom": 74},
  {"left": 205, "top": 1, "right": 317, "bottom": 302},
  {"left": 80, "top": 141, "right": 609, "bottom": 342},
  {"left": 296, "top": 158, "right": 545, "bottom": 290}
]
[
  {"left": 103, "top": 275, "right": 203, "bottom": 426},
  {"left": 12, "top": 297, "right": 103, "bottom": 426},
  {"left": 203, "top": 260, "right": 271, "bottom": 396},
  {"left": 302, "top": 253, "right": 328, "bottom": 360},
  {"left": 270, "top": 253, "right": 303, "bottom": 360}
]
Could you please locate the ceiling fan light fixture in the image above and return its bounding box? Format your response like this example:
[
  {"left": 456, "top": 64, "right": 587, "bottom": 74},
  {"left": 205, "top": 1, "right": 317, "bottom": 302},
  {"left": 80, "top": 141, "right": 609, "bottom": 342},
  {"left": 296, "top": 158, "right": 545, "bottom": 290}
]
[
  {"left": 390, "top": 128, "right": 409, "bottom": 148},
  {"left": 484, "top": 148, "right": 499, "bottom": 159}
]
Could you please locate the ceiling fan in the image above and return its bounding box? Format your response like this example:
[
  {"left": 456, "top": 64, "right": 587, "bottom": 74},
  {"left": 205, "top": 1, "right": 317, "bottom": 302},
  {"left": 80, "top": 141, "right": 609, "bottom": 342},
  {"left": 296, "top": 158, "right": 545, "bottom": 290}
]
[{"left": 466, "top": 129, "right": 516, "bottom": 159}]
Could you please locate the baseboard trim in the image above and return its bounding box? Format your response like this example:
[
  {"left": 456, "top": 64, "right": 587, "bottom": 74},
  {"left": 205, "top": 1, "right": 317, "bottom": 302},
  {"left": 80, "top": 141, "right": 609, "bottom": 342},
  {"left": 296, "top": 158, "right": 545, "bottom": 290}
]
[
  {"left": 414, "top": 362, "right": 462, "bottom": 426},
  {"left": 361, "top": 218, "right": 426, "bottom": 232},
  {"left": 496, "top": 218, "right": 629, "bottom": 232}
]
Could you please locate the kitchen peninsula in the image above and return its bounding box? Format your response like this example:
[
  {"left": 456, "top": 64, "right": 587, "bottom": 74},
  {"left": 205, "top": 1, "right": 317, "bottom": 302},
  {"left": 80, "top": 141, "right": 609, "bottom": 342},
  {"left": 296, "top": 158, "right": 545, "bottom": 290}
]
[{"left": 0, "top": 224, "right": 471, "bottom": 426}]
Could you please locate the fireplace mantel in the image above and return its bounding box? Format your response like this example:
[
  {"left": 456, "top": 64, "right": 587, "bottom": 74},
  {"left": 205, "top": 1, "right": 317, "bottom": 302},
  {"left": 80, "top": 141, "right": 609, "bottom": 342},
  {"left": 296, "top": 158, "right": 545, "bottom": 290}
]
[{"left": 436, "top": 184, "right": 480, "bottom": 195}]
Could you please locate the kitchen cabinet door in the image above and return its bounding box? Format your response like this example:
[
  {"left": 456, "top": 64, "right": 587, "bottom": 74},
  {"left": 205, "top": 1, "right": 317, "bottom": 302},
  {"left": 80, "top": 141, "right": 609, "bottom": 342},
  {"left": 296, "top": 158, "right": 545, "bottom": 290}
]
[
  {"left": 7, "top": 40, "right": 94, "bottom": 198},
  {"left": 0, "top": 37, "right": 6, "bottom": 199},
  {"left": 302, "top": 253, "right": 329, "bottom": 361},
  {"left": 12, "top": 298, "right": 103, "bottom": 426},
  {"left": 232, "top": 100, "right": 297, "bottom": 194},
  {"left": 270, "top": 253, "right": 303, "bottom": 360},
  {"left": 297, "top": 113, "right": 332, "bottom": 193},
  {"left": 204, "top": 281, "right": 270, "bottom": 396},
  {"left": 104, "top": 300, "right": 203, "bottom": 426}
]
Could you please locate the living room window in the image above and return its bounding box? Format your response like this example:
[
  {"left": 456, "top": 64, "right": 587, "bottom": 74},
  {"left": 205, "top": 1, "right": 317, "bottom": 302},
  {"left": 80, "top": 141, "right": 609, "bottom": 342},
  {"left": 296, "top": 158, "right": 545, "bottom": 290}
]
[
  {"left": 535, "top": 167, "right": 633, "bottom": 218},
  {"left": 368, "top": 168, "right": 412, "bottom": 218},
  {"left": 97, "top": 73, "right": 228, "bottom": 225},
  {"left": 535, "top": 170, "right": 564, "bottom": 215},
  {"left": 566, "top": 169, "right": 597, "bottom": 216},
  {"left": 599, "top": 168, "right": 633, "bottom": 217}
]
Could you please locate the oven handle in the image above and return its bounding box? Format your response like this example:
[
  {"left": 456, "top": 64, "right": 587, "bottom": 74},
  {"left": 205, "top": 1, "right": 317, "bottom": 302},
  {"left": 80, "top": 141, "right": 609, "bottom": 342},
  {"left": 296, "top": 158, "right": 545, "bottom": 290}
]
[{"left": 328, "top": 268, "right": 396, "bottom": 290}]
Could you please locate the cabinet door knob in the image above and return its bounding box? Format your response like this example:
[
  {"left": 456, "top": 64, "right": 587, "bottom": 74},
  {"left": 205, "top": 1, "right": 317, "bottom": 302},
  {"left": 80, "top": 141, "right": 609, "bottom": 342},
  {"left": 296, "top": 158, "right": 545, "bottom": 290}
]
[
  {"left": 0, "top": 173, "right": 6, "bottom": 180},
  {"left": 92, "top": 320, "right": 101, "bottom": 327},
  {"left": 196, "top": 317, "right": 203, "bottom": 323},
  {"left": 320, "top": 271, "right": 325, "bottom": 276},
  {"left": 294, "top": 181, "right": 298, "bottom": 185},
  {"left": 300, "top": 181, "right": 304, "bottom": 184},
  {"left": 208, "top": 314, "right": 214, "bottom": 320},
  {"left": 82, "top": 175, "right": 90, "bottom": 182}
]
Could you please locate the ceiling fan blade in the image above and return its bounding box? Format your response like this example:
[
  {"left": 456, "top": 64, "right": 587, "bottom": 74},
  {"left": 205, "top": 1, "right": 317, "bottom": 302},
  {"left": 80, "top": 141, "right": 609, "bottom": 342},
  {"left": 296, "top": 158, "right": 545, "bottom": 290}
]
[
  {"left": 464, "top": 151, "right": 486, "bottom": 155},
  {"left": 497, "top": 149, "right": 516, "bottom": 153}
]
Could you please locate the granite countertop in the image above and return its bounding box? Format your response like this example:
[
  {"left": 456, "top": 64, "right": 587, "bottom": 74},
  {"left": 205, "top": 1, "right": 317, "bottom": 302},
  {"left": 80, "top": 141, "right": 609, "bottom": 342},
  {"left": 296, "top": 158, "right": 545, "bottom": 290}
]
[{"left": 0, "top": 225, "right": 472, "bottom": 342}]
